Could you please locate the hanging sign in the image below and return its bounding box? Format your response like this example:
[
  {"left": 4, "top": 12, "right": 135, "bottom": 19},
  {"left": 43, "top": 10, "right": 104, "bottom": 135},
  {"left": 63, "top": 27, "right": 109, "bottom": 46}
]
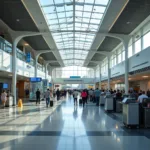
[{"left": 26, "top": 52, "right": 31, "bottom": 63}]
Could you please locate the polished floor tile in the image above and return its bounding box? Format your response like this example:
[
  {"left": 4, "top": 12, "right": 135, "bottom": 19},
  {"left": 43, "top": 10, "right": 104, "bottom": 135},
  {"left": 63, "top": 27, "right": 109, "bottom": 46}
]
[{"left": 0, "top": 96, "right": 150, "bottom": 150}]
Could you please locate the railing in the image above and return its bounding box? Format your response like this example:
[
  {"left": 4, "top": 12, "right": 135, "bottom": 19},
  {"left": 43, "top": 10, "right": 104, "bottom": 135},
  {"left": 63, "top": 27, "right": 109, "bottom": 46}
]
[
  {"left": 0, "top": 36, "right": 42, "bottom": 68},
  {"left": 0, "top": 36, "right": 50, "bottom": 80}
]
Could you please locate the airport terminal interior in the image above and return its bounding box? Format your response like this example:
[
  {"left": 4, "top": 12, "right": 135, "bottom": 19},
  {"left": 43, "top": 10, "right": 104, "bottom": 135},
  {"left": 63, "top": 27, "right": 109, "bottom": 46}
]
[{"left": 1, "top": 0, "right": 150, "bottom": 149}]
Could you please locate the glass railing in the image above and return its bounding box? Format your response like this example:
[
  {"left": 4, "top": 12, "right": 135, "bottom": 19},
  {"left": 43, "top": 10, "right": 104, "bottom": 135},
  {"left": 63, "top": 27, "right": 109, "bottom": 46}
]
[{"left": 0, "top": 36, "right": 42, "bottom": 68}]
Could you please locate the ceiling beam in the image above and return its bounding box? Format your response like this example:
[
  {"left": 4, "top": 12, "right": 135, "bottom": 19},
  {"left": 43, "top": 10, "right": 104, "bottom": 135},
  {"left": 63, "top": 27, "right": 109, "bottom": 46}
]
[{"left": 42, "top": 2, "right": 106, "bottom": 8}]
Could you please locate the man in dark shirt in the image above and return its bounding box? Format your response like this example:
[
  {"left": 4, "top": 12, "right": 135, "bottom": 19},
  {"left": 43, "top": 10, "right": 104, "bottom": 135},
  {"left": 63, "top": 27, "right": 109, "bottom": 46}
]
[
  {"left": 36, "top": 89, "right": 41, "bottom": 105},
  {"left": 56, "top": 89, "right": 60, "bottom": 101},
  {"left": 116, "top": 90, "right": 122, "bottom": 100},
  {"left": 147, "top": 89, "right": 150, "bottom": 97}
]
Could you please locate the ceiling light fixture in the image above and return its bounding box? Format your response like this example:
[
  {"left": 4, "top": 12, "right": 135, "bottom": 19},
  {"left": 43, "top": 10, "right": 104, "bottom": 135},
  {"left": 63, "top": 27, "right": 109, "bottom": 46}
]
[
  {"left": 126, "top": 21, "right": 131, "bottom": 25},
  {"left": 143, "top": 76, "right": 149, "bottom": 78},
  {"left": 16, "top": 19, "right": 20, "bottom": 22},
  {"left": 24, "top": 43, "right": 29, "bottom": 46}
]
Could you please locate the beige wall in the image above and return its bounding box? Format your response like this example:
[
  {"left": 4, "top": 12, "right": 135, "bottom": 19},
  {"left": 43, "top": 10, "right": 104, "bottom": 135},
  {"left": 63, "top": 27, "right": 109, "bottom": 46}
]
[
  {"left": 140, "top": 80, "right": 150, "bottom": 91},
  {"left": 130, "top": 80, "right": 150, "bottom": 92}
]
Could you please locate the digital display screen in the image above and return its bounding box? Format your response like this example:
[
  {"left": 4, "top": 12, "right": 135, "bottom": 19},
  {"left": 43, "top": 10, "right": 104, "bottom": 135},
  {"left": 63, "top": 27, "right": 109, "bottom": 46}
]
[
  {"left": 30, "top": 77, "right": 42, "bottom": 82},
  {"left": 3, "top": 83, "right": 8, "bottom": 89}
]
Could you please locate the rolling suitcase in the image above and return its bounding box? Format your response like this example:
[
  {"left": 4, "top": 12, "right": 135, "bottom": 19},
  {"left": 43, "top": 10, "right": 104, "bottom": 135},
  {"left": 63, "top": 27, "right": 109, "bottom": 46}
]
[
  {"left": 50, "top": 101, "right": 53, "bottom": 107},
  {"left": 79, "top": 99, "right": 82, "bottom": 104}
]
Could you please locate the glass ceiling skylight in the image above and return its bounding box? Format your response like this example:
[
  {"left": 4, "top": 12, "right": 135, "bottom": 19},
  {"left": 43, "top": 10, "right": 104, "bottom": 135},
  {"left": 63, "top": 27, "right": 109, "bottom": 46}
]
[{"left": 39, "top": 0, "right": 110, "bottom": 66}]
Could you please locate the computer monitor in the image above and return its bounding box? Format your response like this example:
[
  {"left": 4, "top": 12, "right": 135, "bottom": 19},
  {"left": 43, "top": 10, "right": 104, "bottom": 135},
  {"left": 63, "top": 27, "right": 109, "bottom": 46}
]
[{"left": 3, "top": 83, "right": 8, "bottom": 89}]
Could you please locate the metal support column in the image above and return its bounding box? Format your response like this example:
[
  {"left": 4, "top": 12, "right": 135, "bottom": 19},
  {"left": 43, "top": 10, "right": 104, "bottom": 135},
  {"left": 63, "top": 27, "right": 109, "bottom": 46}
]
[
  {"left": 9, "top": 31, "right": 42, "bottom": 105},
  {"left": 35, "top": 57, "right": 38, "bottom": 77},
  {"left": 12, "top": 40, "right": 17, "bottom": 106},
  {"left": 99, "top": 64, "right": 101, "bottom": 90},
  {"left": 124, "top": 43, "right": 129, "bottom": 94},
  {"left": 107, "top": 56, "right": 111, "bottom": 90}
]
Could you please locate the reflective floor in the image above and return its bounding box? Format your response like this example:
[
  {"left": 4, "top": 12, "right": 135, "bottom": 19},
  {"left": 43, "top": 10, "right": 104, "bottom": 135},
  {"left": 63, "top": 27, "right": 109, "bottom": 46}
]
[{"left": 0, "top": 95, "right": 150, "bottom": 150}]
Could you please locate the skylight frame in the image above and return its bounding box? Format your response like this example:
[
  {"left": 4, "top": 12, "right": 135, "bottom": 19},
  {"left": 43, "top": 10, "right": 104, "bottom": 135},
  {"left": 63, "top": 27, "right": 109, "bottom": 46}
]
[{"left": 39, "top": 0, "right": 110, "bottom": 66}]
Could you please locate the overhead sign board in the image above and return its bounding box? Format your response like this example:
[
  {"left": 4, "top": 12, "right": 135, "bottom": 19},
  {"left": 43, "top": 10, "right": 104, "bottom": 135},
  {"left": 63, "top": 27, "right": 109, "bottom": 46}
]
[
  {"left": 26, "top": 52, "right": 31, "bottom": 63},
  {"left": 70, "top": 76, "right": 81, "bottom": 78},
  {"left": 30, "top": 77, "right": 42, "bottom": 82}
]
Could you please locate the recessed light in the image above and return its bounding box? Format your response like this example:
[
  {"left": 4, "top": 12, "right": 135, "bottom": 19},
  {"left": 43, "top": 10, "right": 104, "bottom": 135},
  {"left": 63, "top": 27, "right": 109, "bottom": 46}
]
[
  {"left": 143, "top": 76, "right": 149, "bottom": 78},
  {"left": 24, "top": 43, "right": 29, "bottom": 46},
  {"left": 126, "top": 21, "right": 131, "bottom": 24},
  {"left": 16, "top": 19, "right": 20, "bottom": 22}
]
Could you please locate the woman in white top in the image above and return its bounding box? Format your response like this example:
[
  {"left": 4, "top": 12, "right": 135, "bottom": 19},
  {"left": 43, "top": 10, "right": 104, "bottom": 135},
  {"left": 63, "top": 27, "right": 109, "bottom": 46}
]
[{"left": 1, "top": 90, "right": 7, "bottom": 108}]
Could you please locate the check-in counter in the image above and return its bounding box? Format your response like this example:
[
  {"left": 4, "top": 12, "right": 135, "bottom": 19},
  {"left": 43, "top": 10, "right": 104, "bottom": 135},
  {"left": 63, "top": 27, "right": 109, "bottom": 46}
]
[
  {"left": 141, "top": 98, "right": 150, "bottom": 128},
  {"left": 100, "top": 94, "right": 105, "bottom": 106},
  {"left": 122, "top": 98, "right": 139, "bottom": 128},
  {"left": 104, "top": 95, "right": 114, "bottom": 111}
]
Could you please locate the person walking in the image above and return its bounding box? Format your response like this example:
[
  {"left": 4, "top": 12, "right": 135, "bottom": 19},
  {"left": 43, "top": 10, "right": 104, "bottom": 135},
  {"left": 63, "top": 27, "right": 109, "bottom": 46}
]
[
  {"left": 53, "top": 89, "right": 56, "bottom": 98},
  {"left": 45, "top": 89, "right": 50, "bottom": 107},
  {"left": 73, "top": 89, "right": 78, "bottom": 105},
  {"left": 85, "top": 89, "right": 89, "bottom": 104},
  {"left": 94, "top": 88, "right": 101, "bottom": 106},
  {"left": 147, "top": 89, "right": 150, "bottom": 97},
  {"left": 1, "top": 90, "right": 7, "bottom": 108},
  {"left": 36, "top": 89, "right": 41, "bottom": 105},
  {"left": 81, "top": 89, "right": 87, "bottom": 108},
  {"left": 56, "top": 89, "right": 60, "bottom": 101},
  {"left": 89, "top": 88, "right": 94, "bottom": 102}
]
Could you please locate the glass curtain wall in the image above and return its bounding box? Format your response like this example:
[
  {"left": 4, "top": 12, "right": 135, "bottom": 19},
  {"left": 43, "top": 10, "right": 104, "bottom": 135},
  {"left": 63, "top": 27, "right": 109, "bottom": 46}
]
[{"left": 52, "top": 66, "right": 94, "bottom": 78}]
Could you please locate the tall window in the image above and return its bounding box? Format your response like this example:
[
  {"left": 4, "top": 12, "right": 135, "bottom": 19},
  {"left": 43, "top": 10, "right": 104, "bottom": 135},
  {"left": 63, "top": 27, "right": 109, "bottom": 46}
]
[
  {"left": 122, "top": 51, "right": 125, "bottom": 61},
  {"left": 111, "top": 54, "right": 116, "bottom": 67},
  {"left": 118, "top": 53, "right": 121, "bottom": 63},
  {"left": 135, "top": 39, "right": 141, "bottom": 54},
  {"left": 143, "top": 31, "right": 150, "bottom": 49},
  {"left": 128, "top": 45, "right": 132, "bottom": 58}
]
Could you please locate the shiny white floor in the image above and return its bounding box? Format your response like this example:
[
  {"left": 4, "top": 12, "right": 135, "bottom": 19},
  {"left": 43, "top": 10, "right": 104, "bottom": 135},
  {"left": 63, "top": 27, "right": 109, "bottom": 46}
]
[{"left": 0, "top": 96, "right": 150, "bottom": 150}]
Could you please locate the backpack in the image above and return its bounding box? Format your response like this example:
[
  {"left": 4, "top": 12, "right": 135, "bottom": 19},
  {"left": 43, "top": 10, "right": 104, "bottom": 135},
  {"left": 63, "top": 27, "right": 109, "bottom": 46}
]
[{"left": 81, "top": 92, "right": 87, "bottom": 98}]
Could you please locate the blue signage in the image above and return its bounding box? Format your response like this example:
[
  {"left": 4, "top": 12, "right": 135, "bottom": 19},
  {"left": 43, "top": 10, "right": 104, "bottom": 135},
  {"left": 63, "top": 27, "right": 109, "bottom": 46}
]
[
  {"left": 30, "top": 77, "right": 42, "bottom": 82},
  {"left": 70, "top": 76, "right": 81, "bottom": 78},
  {"left": 26, "top": 52, "right": 31, "bottom": 63},
  {"left": 43, "top": 79, "right": 48, "bottom": 87},
  {"left": 49, "top": 83, "right": 52, "bottom": 87}
]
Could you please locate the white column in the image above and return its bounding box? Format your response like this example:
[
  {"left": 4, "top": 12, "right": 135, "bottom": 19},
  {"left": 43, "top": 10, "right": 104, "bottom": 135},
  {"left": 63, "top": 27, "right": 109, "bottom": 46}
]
[
  {"left": 107, "top": 56, "right": 111, "bottom": 90},
  {"left": 35, "top": 57, "right": 38, "bottom": 77},
  {"left": 124, "top": 43, "right": 129, "bottom": 94},
  {"left": 12, "top": 40, "right": 17, "bottom": 106},
  {"left": 45, "top": 63, "right": 48, "bottom": 79},
  {"left": 132, "top": 35, "right": 135, "bottom": 55},
  {"left": 9, "top": 31, "right": 42, "bottom": 105},
  {"left": 94, "top": 68, "right": 96, "bottom": 83},
  {"left": 99, "top": 64, "right": 101, "bottom": 90},
  {"left": 141, "top": 28, "right": 144, "bottom": 51}
]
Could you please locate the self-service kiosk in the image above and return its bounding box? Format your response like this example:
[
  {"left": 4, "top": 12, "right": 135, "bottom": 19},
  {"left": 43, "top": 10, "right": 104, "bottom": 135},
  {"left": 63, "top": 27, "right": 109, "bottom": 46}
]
[
  {"left": 122, "top": 98, "right": 139, "bottom": 128},
  {"left": 104, "top": 95, "right": 114, "bottom": 111}
]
